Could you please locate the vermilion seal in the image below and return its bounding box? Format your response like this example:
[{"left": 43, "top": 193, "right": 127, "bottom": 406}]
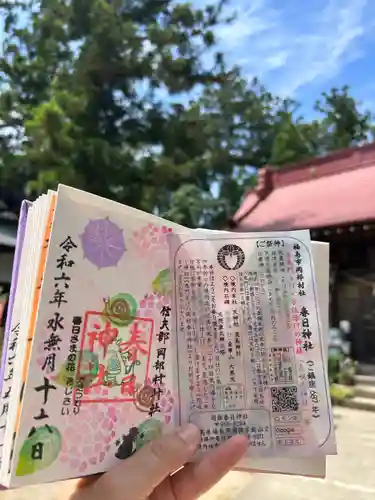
[{"left": 134, "top": 385, "right": 155, "bottom": 412}]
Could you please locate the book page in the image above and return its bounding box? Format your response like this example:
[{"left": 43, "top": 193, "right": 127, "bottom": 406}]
[
  {"left": 10, "top": 185, "right": 187, "bottom": 486},
  {"left": 15, "top": 194, "right": 56, "bottom": 430},
  {"left": 169, "top": 232, "right": 336, "bottom": 458},
  {"left": 1, "top": 195, "right": 55, "bottom": 485},
  {"left": 9, "top": 185, "right": 334, "bottom": 486},
  {"left": 0, "top": 201, "right": 31, "bottom": 393},
  {"left": 0, "top": 201, "right": 40, "bottom": 483},
  {"left": 0, "top": 202, "right": 31, "bottom": 470},
  {"left": 234, "top": 241, "right": 329, "bottom": 477}
]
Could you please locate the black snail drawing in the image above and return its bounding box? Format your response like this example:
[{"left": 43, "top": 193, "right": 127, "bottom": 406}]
[
  {"left": 115, "top": 419, "right": 164, "bottom": 460},
  {"left": 217, "top": 244, "right": 245, "bottom": 271},
  {"left": 115, "top": 427, "right": 138, "bottom": 460}
]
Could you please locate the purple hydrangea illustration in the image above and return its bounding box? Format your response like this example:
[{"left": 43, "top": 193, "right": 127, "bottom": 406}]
[{"left": 80, "top": 217, "right": 126, "bottom": 269}]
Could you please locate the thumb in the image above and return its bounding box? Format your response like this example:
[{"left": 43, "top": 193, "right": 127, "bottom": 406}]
[{"left": 91, "top": 423, "right": 200, "bottom": 500}]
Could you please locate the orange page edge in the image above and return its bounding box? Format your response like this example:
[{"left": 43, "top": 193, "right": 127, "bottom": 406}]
[{"left": 14, "top": 195, "right": 56, "bottom": 431}]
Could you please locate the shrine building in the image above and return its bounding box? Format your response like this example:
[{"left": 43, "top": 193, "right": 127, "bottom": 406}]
[{"left": 229, "top": 143, "right": 375, "bottom": 367}]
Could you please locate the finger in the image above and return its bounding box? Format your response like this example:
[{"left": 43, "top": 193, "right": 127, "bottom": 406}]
[
  {"left": 70, "top": 475, "right": 102, "bottom": 500},
  {"left": 90, "top": 423, "right": 200, "bottom": 500},
  {"left": 76, "top": 473, "right": 103, "bottom": 489},
  {"left": 171, "top": 435, "right": 248, "bottom": 500}
]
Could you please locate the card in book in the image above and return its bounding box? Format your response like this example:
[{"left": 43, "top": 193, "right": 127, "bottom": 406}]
[
  {"left": 193, "top": 234, "right": 329, "bottom": 479},
  {"left": 1, "top": 185, "right": 335, "bottom": 487},
  {"left": 234, "top": 241, "right": 329, "bottom": 478},
  {"left": 169, "top": 231, "right": 335, "bottom": 458}
]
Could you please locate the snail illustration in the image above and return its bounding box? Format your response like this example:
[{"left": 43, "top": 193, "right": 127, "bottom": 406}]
[
  {"left": 135, "top": 419, "right": 163, "bottom": 449},
  {"left": 115, "top": 427, "right": 138, "bottom": 460}
]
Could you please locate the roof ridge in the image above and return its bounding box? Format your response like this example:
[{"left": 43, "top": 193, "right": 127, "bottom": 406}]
[
  {"left": 272, "top": 142, "right": 375, "bottom": 188},
  {"left": 230, "top": 142, "right": 375, "bottom": 227}
]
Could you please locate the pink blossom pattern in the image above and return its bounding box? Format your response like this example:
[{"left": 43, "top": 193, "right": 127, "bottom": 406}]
[
  {"left": 137, "top": 293, "right": 170, "bottom": 320},
  {"left": 60, "top": 403, "right": 137, "bottom": 471},
  {"left": 60, "top": 404, "right": 116, "bottom": 472},
  {"left": 158, "top": 389, "right": 175, "bottom": 424},
  {"left": 131, "top": 224, "right": 172, "bottom": 271}
]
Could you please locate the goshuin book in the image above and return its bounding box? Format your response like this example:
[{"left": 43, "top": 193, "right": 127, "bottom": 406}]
[{"left": 0, "top": 185, "right": 336, "bottom": 488}]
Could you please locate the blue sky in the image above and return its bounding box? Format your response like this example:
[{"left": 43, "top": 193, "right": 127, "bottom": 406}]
[
  {"left": 2, "top": 0, "right": 375, "bottom": 119},
  {"left": 196, "top": 0, "right": 375, "bottom": 118}
]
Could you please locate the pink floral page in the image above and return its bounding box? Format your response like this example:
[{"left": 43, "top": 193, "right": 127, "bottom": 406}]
[{"left": 9, "top": 185, "right": 189, "bottom": 487}]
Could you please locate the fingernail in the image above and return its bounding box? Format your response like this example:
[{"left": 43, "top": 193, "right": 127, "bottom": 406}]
[{"left": 178, "top": 423, "right": 200, "bottom": 449}]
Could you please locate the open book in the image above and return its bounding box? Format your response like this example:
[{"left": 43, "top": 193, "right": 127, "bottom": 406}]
[{"left": 0, "top": 185, "right": 336, "bottom": 488}]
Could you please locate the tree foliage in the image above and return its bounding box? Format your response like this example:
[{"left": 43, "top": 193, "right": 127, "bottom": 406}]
[{"left": 0, "top": 0, "right": 374, "bottom": 228}]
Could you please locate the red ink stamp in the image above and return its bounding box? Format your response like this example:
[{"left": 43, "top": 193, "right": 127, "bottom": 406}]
[{"left": 74, "top": 311, "right": 154, "bottom": 404}]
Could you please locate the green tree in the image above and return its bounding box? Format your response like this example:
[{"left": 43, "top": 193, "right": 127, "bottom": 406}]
[
  {"left": 266, "top": 86, "right": 374, "bottom": 167},
  {"left": 269, "top": 113, "right": 322, "bottom": 167},
  {"left": 1, "top": 2, "right": 374, "bottom": 228},
  {"left": 315, "top": 86, "right": 373, "bottom": 152},
  {"left": 0, "top": 0, "right": 234, "bottom": 226},
  {"left": 194, "top": 76, "right": 285, "bottom": 225}
]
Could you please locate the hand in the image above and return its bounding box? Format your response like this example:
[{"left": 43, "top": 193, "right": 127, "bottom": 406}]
[{"left": 70, "top": 423, "right": 248, "bottom": 500}]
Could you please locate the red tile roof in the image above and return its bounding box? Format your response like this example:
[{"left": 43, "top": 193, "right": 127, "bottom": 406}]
[{"left": 232, "top": 143, "right": 375, "bottom": 231}]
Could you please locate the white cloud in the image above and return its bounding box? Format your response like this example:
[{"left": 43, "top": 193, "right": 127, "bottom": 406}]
[
  {"left": 208, "top": 0, "right": 372, "bottom": 96},
  {"left": 214, "top": 0, "right": 279, "bottom": 50}
]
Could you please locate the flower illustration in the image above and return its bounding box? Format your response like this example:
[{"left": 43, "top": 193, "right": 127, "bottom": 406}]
[
  {"left": 137, "top": 293, "right": 170, "bottom": 320},
  {"left": 131, "top": 224, "right": 173, "bottom": 271},
  {"left": 59, "top": 402, "right": 140, "bottom": 472},
  {"left": 80, "top": 218, "right": 126, "bottom": 269},
  {"left": 60, "top": 404, "right": 117, "bottom": 472},
  {"left": 159, "top": 389, "right": 175, "bottom": 424}
]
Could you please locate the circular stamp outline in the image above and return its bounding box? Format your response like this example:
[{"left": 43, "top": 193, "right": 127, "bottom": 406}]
[
  {"left": 217, "top": 244, "right": 245, "bottom": 271},
  {"left": 133, "top": 384, "right": 155, "bottom": 412}
]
